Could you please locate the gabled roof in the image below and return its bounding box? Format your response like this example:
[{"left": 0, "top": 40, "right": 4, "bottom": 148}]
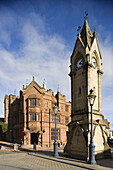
[{"left": 23, "top": 77, "right": 44, "bottom": 95}]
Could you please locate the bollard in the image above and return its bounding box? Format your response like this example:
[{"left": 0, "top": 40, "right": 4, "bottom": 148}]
[
  {"left": 14, "top": 143, "right": 18, "bottom": 151},
  {"left": 33, "top": 143, "right": 36, "bottom": 151}
]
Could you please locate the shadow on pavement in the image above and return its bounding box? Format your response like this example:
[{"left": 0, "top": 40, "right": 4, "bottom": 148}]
[
  {"left": 0, "top": 142, "right": 14, "bottom": 149},
  {"left": 35, "top": 150, "right": 86, "bottom": 163},
  {"left": 1, "top": 141, "right": 113, "bottom": 170},
  {"left": 28, "top": 148, "right": 113, "bottom": 170},
  {"left": 28, "top": 152, "right": 94, "bottom": 170},
  {"left": 96, "top": 146, "right": 113, "bottom": 169}
]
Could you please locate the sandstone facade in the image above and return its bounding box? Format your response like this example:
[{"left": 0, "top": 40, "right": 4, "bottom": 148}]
[
  {"left": 5, "top": 77, "right": 71, "bottom": 147},
  {"left": 64, "top": 19, "right": 110, "bottom": 160}
]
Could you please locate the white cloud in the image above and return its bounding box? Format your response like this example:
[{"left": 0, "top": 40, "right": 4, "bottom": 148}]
[
  {"left": 102, "top": 94, "right": 113, "bottom": 112},
  {"left": 99, "top": 31, "right": 113, "bottom": 129},
  {"left": 100, "top": 43, "right": 113, "bottom": 86},
  {"left": 0, "top": 5, "right": 113, "bottom": 132},
  {"left": 0, "top": 10, "right": 71, "bottom": 117}
]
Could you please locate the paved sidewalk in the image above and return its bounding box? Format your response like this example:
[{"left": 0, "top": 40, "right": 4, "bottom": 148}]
[
  {"left": 0, "top": 150, "right": 112, "bottom": 170},
  {"left": 0, "top": 141, "right": 113, "bottom": 170}
]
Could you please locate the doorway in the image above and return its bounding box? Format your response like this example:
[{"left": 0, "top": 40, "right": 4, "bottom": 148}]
[{"left": 31, "top": 133, "right": 38, "bottom": 144}]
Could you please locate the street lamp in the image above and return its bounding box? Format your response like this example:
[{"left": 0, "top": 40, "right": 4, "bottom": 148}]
[
  {"left": 53, "top": 104, "right": 59, "bottom": 157},
  {"left": 87, "top": 89, "right": 96, "bottom": 164}
]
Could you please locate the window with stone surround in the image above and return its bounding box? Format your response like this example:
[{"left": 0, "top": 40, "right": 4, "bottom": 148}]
[
  {"left": 51, "top": 128, "right": 60, "bottom": 140},
  {"left": 37, "top": 100, "right": 39, "bottom": 106},
  {"left": 65, "top": 117, "right": 69, "bottom": 124},
  {"left": 30, "top": 114, "right": 36, "bottom": 121},
  {"left": 30, "top": 99, "right": 36, "bottom": 106},
  {"left": 51, "top": 115, "right": 60, "bottom": 122},
  {"left": 30, "top": 99, "right": 39, "bottom": 106},
  {"left": 65, "top": 105, "right": 68, "bottom": 112},
  {"left": 37, "top": 114, "right": 39, "bottom": 121}
]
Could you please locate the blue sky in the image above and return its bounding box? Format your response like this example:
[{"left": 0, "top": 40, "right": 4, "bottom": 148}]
[{"left": 0, "top": 0, "right": 113, "bottom": 129}]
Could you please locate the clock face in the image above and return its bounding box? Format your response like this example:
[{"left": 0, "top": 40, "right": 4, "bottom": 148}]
[
  {"left": 92, "top": 57, "right": 97, "bottom": 68},
  {"left": 76, "top": 58, "right": 83, "bottom": 69}
]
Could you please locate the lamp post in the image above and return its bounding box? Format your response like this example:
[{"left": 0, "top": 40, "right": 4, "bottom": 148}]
[
  {"left": 87, "top": 89, "right": 96, "bottom": 164},
  {"left": 53, "top": 104, "right": 59, "bottom": 157}
]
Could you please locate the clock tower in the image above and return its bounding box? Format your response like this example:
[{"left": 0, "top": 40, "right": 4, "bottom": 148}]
[{"left": 64, "top": 19, "right": 110, "bottom": 160}]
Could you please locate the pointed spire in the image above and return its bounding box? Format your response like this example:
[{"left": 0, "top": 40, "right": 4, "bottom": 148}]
[{"left": 80, "top": 19, "right": 93, "bottom": 48}]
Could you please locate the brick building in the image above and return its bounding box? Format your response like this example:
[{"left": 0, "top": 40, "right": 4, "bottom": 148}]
[{"left": 5, "top": 76, "right": 71, "bottom": 147}]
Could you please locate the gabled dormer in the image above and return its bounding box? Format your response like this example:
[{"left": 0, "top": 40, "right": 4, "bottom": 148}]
[{"left": 22, "top": 76, "right": 45, "bottom": 97}]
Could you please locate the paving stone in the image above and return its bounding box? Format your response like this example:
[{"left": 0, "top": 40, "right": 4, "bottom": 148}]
[{"left": 0, "top": 150, "right": 113, "bottom": 170}]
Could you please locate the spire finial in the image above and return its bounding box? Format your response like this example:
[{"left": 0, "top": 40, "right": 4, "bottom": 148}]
[
  {"left": 26, "top": 79, "right": 28, "bottom": 88},
  {"left": 84, "top": 11, "right": 88, "bottom": 19},
  {"left": 57, "top": 84, "right": 60, "bottom": 93},
  {"left": 43, "top": 79, "right": 46, "bottom": 90},
  {"left": 33, "top": 76, "right": 34, "bottom": 81},
  {"left": 93, "top": 24, "right": 96, "bottom": 32},
  {"left": 77, "top": 26, "right": 81, "bottom": 34}
]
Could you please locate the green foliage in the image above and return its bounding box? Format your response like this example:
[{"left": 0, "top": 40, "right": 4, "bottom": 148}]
[
  {"left": 0, "top": 122, "right": 8, "bottom": 140},
  {"left": 0, "top": 122, "right": 8, "bottom": 133}
]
